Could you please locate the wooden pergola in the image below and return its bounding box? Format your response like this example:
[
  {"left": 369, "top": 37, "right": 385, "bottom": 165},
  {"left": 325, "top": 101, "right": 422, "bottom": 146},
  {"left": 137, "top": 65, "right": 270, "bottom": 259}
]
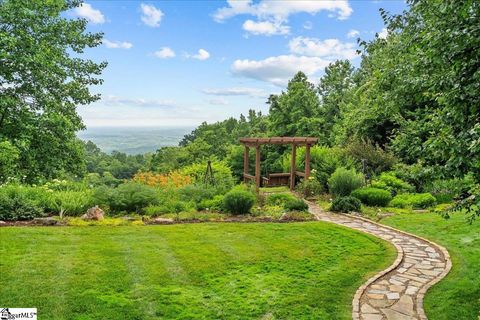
[{"left": 239, "top": 137, "right": 318, "bottom": 190}]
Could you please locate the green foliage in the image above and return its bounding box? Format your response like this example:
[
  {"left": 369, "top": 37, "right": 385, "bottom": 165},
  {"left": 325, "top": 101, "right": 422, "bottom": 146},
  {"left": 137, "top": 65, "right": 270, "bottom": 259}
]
[
  {"left": 351, "top": 187, "right": 392, "bottom": 207},
  {"left": 282, "top": 146, "right": 355, "bottom": 189},
  {"left": 391, "top": 163, "right": 437, "bottom": 192},
  {"left": 144, "top": 200, "right": 187, "bottom": 216},
  {"left": 0, "top": 140, "right": 19, "bottom": 183},
  {"left": 264, "top": 193, "right": 308, "bottom": 212},
  {"left": 268, "top": 72, "right": 323, "bottom": 138},
  {"left": 196, "top": 195, "right": 225, "bottom": 212},
  {"left": 344, "top": 138, "right": 397, "bottom": 175},
  {"left": 0, "top": 185, "right": 44, "bottom": 220},
  {"left": 424, "top": 175, "right": 475, "bottom": 204},
  {"left": 180, "top": 161, "right": 234, "bottom": 191},
  {"left": 317, "top": 60, "right": 356, "bottom": 146},
  {"left": 296, "top": 178, "right": 324, "bottom": 197},
  {"left": 371, "top": 172, "right": 414, "bottom": 195},
  {"left": 284, "top": 198, "right": 308, "bottom": 212},
  {"left": 45, "top": 190, "right": 94, "bottom": 217},
  {"left": 328, "top": 167, "right": 364, "bottom": 197},
  {"left": 265, "top": 193, "right": 296, "bottom": 206},
  {"left": 222, "top": 186, "right": 256, "bottom": 215},
  {"left": 84, "top": 141, "right": 147, "bottom": 179},
  {"left": 0, "top": 0, "right": 106, "bottom": 183},
  {"left": 444, "top": 183, "right": 480, "bottom": 223},
  {"left": 330, "top": 196, "right": 361, "bottom": 213},
  {"left": 94, "top": 182, "right": 158, "bottom": 213},
  {"left": 390, "top": 193, "right": 437, "bottom": 209}
]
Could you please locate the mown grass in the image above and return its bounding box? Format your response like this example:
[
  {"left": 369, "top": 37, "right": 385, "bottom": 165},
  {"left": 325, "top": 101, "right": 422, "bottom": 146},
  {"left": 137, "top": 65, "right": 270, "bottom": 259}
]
[
  {"left": 381, "top": 212, "right": 480, "bottom": 320},
  {"left": 0, "top": 222, "right": 395, "bottom": 319}
]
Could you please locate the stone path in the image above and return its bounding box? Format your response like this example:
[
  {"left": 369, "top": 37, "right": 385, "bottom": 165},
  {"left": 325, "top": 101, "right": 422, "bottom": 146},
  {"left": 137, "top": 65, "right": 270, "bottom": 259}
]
[{"left": 307, "top": 201, "right": 451, "bottom": 320}]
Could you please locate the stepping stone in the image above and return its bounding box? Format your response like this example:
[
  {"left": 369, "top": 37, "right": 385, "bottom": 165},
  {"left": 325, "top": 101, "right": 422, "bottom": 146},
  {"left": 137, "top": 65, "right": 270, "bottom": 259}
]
[
  {"left": 361, "top": 304, "right": 380, "bottom": 314},
  {"left": 381, "top": 309, "right": 413, "bottom": 320},
  {"left": 387, "top": 292, "right": 400, "bottom": 300},
  {"left": 389, "top": 285, "right": 404, "bottom": 292},
  {"left": 368, "top": 293, "right": 385, "bottom": 299},
  {"left": 363, "top": 314, "right": 384, "bottom": 320},
  {"left": 391, "top": 295, "right": 414, "bottom": 316}
]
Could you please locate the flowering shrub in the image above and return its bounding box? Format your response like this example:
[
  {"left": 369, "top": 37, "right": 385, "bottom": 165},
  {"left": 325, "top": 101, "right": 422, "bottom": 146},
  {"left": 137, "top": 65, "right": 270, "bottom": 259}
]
[{"left": 133, "top": 171, "right": 191, "bottom": 188}]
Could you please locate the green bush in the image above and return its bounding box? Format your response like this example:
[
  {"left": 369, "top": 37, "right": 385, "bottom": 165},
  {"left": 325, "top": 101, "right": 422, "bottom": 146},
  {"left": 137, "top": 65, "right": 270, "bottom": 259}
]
[
  {"left": 144, "top": 200, "right": 187, "bottom": 216},
  {"left": 391, "top": 163, "right": 437, "bottom": 192},
  {"left": 0, "top": 185, "right": 45, "bottom": 221},
  {"left": 266, "top": 193, "right": 297, "bottom": 206},
  {"left": 330, "top": 196, "right": 361, "bottom": 213},
  {"left": 390, "top": 193, "right": 437, "bottom": 209},
  {"left": 179, "top": 185, "right": 218, "bottom": 204},
  {"left": 296, "top": 178, "right": 324, "bottom": 197},
  {"left": 371, "top": 172, "right": 414, "bottom": 195},
  {"left": 284, "top": 198, "right": 309, "bottom": 212},
  {"left": 344, "top": 138, "right": 397, "bottom": 174},
  {"left": 424, "top": 175, "right": 475, "bottom": 203},
  {"left": 197, "top": 195, "right": 224, "bottom": 211},
  {"left": 94, "top": 182, "right": 159, "bottom": 213},
  {"left": 44, "top": 190, "right": 94, "bottom": 217},
  {"left": 351, "top": 187, "right": 392, "bottom": 207},
  {"left": 328, "top": 167, "right": 364, "bottom": 197},
  {"left": 223, "top": 187, "right": 256, "bottom": 215}
]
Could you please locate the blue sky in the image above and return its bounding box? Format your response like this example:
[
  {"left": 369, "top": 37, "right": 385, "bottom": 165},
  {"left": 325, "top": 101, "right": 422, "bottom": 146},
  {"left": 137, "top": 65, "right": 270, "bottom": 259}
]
[{"left": 73, "top": 0, "right": 406, "bottom": 128}]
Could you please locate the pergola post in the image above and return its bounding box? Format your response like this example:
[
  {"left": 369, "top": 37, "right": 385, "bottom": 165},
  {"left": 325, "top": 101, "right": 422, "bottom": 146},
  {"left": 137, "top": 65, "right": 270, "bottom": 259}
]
[
  {"left": 255, "top": 145, "right": 261, "bottom": 190},
  {"left": 290, "top": 144, "right": 297, "bottom": 190},
  {"left": 305, "top": 143, "right": 311, "bottom": 181},
  {"left": 243, "top": 146, "right": 249, "bottom": 183}
]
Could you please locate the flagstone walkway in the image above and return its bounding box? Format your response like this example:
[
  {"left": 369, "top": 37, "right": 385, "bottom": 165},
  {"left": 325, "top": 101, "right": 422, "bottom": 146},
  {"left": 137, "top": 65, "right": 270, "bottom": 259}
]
[{"left": 306, "top": 201, "right": 451, "bottom": 320}]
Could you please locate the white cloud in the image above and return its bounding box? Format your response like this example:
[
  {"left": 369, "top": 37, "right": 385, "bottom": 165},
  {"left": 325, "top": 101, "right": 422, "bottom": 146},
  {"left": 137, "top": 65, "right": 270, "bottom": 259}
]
[
  {"left": 202, "top": 87, "right": 266, "bottom": 97},
  {"left": 102, "top": 95, "right": 178, "bottom": 108},
  {"left": 74, "top": 3, "right": 105, "bottom": 24},
  {"left": 347, "top": 29, "right": 360, "bottom": 38},
  {"left": 207, "top": 98, "right": 229, "bottom": 105},
  {"left": 154, "top": 47, "right": 176, "bottom": 59},
  {"left": 187, "top": 49, "right": 210, "bottom": 60},
  {"left": 303, "top": 21, "right": 313, "bottom": 30},
  {"left": 103, "top": 39, "right": 133, "bottom": 49},
  {"left": 213, "top": 1, "right": 352, "bottom": 36},
  {"left": 288, "top": 37, "right": 358, "bottom": 60},
  {"left": 242, "top": 20, "right": 289, "bottom": 36},
  {"left": 214, "top": 0, "right": 352, "bottom": 22},
  {"left": 378, "top": 27, "right": 388, "bottom": 39},
  {"left": 140, "top": 3, "right": 163, "bottom": 27},
  {"left": 231, "top": 55, "right": 331, "bottom": 86}
]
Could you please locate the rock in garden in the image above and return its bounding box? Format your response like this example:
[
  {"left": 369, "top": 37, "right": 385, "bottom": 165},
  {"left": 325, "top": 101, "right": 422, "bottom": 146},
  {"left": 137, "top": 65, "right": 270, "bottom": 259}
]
[
  {"left": 152, "top": 217, "right": 174, "bottom": 224},
  {"left": 33, "top": 217, "right": 58, "bottom": 226},
  {"left": 82, "top": 206, "right": 104, "bottom": 220}
]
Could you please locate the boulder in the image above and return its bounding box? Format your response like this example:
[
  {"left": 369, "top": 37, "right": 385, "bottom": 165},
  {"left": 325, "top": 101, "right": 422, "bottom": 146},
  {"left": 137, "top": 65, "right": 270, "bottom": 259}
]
[
  {"left": 82, "top": 206, "right": 104, "bottom": 220},
  {"left": 33, "top": 217, "right": 58, "bottom": 226}
]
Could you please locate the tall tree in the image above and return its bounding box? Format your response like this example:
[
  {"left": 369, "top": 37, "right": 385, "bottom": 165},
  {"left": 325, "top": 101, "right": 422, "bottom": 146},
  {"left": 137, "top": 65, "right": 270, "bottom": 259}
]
[
  {"left": 317, "top": 60, "right": 355, "bottom": 145},
  {"left": 268, "top": 72, "right": 322, "bottom": 138},
  {"left": 0, "top": 0, "right": 106, "bottom": 182}
]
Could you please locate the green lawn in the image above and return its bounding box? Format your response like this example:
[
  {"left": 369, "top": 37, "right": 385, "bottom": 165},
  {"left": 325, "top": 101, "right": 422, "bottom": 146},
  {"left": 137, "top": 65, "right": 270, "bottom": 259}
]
[
  {"left": 381, "top": 212, "right": 480, "bottom": 320},
  {"left": 0, "top": 222, "right": 395, "bottom": 320}
]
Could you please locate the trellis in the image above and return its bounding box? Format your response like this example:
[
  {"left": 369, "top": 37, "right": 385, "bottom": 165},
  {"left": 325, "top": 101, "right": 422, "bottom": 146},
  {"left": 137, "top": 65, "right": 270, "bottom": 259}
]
[{"left": 239, "top": 137, "right": 318, "bottom": 190}]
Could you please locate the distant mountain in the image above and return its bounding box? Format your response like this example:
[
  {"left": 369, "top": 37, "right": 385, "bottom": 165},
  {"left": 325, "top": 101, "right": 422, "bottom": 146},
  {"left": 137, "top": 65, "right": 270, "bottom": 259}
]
[{"left": 77, "top": 126, "right": 194, "bottom": 154}]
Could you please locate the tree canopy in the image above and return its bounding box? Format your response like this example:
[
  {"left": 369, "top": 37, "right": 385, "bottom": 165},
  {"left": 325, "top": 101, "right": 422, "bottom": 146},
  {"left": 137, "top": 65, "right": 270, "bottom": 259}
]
[{"left": 0, "top": 0, "right": 106, "bottom": 183}]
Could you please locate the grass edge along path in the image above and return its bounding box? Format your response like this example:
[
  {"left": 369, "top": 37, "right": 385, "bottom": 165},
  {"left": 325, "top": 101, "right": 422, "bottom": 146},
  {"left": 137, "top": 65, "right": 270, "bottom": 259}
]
[{"left": 380, "top": 212, "right": 480, "bottom": 320}]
